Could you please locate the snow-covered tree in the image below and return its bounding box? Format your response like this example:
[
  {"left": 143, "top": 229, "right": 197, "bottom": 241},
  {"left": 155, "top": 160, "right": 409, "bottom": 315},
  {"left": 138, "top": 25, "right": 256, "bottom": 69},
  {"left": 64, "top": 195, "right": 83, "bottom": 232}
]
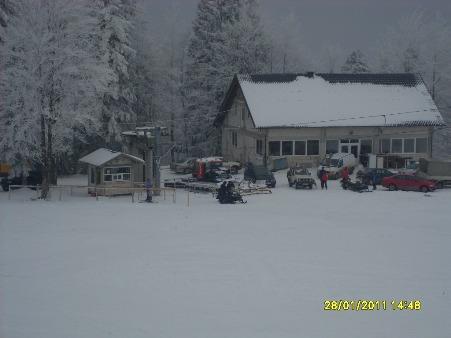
[
  {"left": 0, "top": 0, "right": 16, "bottom": 43},
  {"left": 373, "top": 11, "right": 451, "bottom": 157},
  {"left": 93, "top": 0, "right": 137, "bottom": 147},
  {"left": 341, "top": 50, "right": 370, "bottom": 73},
  {"left": 0, "top": 0, "right": 110, "bottom": 197},
  {"left": 183, "top": 0, "right": 269, "bottom": 155}
]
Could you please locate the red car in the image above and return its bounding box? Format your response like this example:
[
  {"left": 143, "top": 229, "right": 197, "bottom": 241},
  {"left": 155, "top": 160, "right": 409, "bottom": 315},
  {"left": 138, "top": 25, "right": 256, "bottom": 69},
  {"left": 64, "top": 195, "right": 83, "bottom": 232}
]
[{"left": 382, "top": 174, "right": 436, "bottom": 192}]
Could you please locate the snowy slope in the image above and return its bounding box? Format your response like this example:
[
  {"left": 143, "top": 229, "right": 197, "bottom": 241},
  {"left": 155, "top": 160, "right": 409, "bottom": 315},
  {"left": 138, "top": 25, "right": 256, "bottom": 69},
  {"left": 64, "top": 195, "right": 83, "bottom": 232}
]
[
  {"left": 1, "top": 172, "right": 450, "bottom": 338},
  {"left": 239, "top": 74, "right": 443, "bottom": 127}
]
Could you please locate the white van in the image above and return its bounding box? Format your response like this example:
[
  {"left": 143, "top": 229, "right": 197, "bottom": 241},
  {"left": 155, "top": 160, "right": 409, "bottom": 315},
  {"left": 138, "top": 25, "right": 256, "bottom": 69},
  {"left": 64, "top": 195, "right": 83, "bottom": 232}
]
[{"left": 318, "top": 153, "right": 357, "bottom": 179}]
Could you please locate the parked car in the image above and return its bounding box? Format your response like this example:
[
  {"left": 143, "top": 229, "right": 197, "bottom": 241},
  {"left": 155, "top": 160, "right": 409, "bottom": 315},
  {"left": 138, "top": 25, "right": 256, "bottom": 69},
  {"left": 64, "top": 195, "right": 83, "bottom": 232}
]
[
  {"left": 356, "top": 168, "right": 394, "bottom": 185},
  {"left": 318, "top": 152, "right": 357, "bottom": 179},
  {"left": 287, "top": 167, "right": 316, "bottom": 189},
  {"left": 170, "top": 158, "right": 196, "bottom": 174},
  {"left": 244, "top": 163, "right": 276, "bottom": 188},
  {"left": 222, "top": 161, "right": 242, "bottom": 174},
  {"left": 382, "top": 174, "right": 436, "bottom": 192}
]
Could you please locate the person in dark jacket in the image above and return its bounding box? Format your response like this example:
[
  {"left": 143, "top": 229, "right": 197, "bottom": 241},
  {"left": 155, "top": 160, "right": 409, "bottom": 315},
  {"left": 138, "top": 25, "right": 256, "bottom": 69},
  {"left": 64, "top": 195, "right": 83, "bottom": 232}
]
[
  {"left": 145, "top": 178, "right": 153, "bottom": 202},
  {"left": 371, "top": 171, "right": 378, "bottom": 190},
  {"left": 217, "top": 181, "right": 227, "bottom": 203}
]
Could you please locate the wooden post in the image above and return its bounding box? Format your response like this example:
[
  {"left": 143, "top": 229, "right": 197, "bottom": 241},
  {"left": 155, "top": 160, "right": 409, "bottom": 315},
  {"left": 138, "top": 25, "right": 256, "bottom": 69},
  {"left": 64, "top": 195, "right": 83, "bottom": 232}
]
[
  {"left": 163, "top": 189, "right": 166, "bottom": 200},
  {"left": 187, "top": 191, "right": 190, "bottom": 207}
]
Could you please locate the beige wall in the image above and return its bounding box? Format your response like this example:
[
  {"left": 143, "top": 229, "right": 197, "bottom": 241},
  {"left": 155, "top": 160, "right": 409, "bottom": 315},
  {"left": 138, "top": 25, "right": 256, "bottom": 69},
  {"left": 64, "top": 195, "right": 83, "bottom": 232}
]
[{"left": 221, "top": 107, "right": 433, "bottom": 168}]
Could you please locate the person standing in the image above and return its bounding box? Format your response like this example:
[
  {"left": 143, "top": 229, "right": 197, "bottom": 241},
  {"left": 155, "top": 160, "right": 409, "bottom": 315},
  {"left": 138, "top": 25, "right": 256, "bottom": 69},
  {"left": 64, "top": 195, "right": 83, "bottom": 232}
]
[
  {"left": 145, "top": 177, "right": 153, "bottom": 202},
  {"left": 371, "top": 170, "right": 378, "bottom": 190},
  {"left": 320, "top": 167, "right": 328, "bottom": 190},
  {"left": 341, "top": 166, "right": 350, "bottom": 183}
]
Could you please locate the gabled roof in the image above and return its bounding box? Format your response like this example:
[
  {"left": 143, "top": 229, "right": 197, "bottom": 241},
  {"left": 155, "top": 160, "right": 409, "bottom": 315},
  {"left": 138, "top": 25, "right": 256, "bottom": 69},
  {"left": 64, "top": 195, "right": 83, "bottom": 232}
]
[
  {"left": 217, "top": 73, "right": 445, "bottom": 128},
  {"left": 79, "top": 148, "right": 144, "bottom": 166}
]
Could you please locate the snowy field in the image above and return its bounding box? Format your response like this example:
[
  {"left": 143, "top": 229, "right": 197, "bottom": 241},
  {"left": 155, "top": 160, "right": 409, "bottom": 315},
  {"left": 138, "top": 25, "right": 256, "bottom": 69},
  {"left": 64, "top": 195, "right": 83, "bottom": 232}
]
[{"left": 1, "top": 169, "right": 451, "bottom": 338}]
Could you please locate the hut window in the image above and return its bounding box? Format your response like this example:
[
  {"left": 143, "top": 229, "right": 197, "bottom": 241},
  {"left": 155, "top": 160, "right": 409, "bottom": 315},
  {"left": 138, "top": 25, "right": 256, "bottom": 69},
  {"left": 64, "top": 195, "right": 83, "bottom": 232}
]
[{"left": 104, "top": 167, "right": 131, "bottom": 182}]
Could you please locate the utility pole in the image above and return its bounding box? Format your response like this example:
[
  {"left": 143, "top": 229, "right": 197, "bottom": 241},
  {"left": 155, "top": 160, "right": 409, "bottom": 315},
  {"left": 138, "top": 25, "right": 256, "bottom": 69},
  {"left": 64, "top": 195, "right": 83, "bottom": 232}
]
[{"left": 154, "top": 127, "right": 161, "bottom": 196}]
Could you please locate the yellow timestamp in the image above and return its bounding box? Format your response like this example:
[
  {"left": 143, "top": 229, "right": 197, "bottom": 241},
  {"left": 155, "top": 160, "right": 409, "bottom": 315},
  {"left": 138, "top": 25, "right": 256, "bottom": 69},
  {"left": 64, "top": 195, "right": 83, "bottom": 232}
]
[{"left": 324, "top": 299, "right": 422, "bottom": 311}]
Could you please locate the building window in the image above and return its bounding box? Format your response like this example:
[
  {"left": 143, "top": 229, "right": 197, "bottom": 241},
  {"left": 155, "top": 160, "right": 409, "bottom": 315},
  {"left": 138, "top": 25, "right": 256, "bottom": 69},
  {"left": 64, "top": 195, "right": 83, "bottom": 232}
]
[
  {"left": 416, "top": 138, "right": 428, "bottom": 153},
  {"left": 256, "top": 139, "right": 263, "bottom": 155},
  {"left": 269, "top": 141, "right": 281, "bottom": 156},
  {"left": 326, "top": 140, "right": 339, "bottom": 154},
  {"left": 104, "top": 167, "right": 131, "bottom": 182},
  {"left": 380, "top": 139, "right": 390, "bottom": 153},
  {"left": 282, "top": 141, "right": 293, "bottom": 156},
  {"left": 403, "top": 138, "right": 415, "bottom": 153},
  {"left": 232, "top": 131, "right": 238, "bottom": 148},
  {"left": 307, "top": 140, "right": 320, "bottom": 155},
  {"left": 391, "top": 139, "right": 403, "bottom": 153},
  {"left": 360, "top": 139, "right": 372, "bottom": 154},
  {"left": 294, "top": 141, "right": 306, "bottom": 155}
]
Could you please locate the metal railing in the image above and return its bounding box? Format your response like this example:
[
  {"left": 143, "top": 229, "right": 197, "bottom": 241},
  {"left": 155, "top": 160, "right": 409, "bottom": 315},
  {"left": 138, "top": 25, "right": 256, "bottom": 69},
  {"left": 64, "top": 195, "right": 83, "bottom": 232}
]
[{"left": 7, "top": 184, "right": 177, "bottom": 204}]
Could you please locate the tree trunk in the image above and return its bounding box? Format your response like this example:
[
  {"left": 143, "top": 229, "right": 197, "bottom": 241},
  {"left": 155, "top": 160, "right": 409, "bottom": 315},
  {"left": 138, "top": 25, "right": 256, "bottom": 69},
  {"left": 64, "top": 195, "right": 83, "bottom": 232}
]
[{"left": 40, "top": 114, "right": 49, "bottom": 199}]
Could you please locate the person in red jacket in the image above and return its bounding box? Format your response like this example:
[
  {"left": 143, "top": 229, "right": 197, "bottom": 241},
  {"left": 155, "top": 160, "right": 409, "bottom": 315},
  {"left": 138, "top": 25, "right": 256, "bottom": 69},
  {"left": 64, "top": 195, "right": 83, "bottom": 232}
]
[
  {"left": 320, "top": 167, "right": 328, "bottom": 190},
  {"left": 341, "top": 166, "right": 350, "bottom": 183}
]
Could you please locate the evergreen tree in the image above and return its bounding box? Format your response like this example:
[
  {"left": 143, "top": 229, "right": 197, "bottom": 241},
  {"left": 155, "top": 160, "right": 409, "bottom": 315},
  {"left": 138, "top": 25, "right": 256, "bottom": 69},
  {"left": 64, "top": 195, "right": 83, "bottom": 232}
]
[
  {"left": 183, "top": 0, "right": 269, "bottom": 155},
  {"left": 0, "top": 0, "right": 16, "bottom": 43},
  {"left": 341, "top": 50, "right": 370, "bottom": 73},
  {"left": 94, "top": 0, "right": 137, "bottom": 147}
]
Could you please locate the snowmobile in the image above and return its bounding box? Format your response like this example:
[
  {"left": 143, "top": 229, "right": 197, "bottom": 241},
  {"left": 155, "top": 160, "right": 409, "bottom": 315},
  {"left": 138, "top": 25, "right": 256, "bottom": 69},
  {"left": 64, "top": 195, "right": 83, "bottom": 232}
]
[
  {"left": 340, "top": 178, "right": 370, "bottom": 193},
  {"left": 216, "top": 182, "right": 246, "bottom": 204}
]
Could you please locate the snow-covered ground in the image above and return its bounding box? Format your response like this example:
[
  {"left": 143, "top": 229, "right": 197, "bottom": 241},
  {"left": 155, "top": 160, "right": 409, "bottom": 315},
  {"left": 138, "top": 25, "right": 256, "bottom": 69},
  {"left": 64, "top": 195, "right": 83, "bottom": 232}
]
[{"left": 1, "top": 169, "right": 450, "bottom": 338}]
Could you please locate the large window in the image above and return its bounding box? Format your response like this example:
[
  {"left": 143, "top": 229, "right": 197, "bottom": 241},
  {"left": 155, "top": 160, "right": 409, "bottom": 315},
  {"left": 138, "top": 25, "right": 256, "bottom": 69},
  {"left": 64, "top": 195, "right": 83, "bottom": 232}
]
[
  {"left": 307, "top": 140, "right": 320, "bottom": 155},
  {"left": 360, "top": 139, "right": 372, "bottom": 154},
  {"left": 403, "top": 138, "right": 415, "bottom": 153},
  {"left": 391, "top": 139, "right": 403, "bottom": 153},
  {"left": 269, "top": 141, "right": 281, "bottom": 156},
  {"left": 380, "top": 139, "right": 390, "bottom": 153},
  {"left": 326, "top": 140, "right": 339, "bottom": 154},
  {"left": 104, "top": 167, "right": 131, "bottom": 182},
  {"left": 282, "top": 141, "right": 293, "bottom": 156},
  {"left": 416, "top": 138, "right": 428, "bottom": 153},
  {"left": 295, "top": 141, "right": 306, "bottom": 155}
]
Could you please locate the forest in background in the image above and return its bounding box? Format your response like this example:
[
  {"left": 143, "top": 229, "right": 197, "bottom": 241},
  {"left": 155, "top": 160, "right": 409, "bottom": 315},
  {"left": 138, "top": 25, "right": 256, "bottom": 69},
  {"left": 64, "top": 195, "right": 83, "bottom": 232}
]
[{"left": 1, "top": 0, "right": 451, "bottom": 181}]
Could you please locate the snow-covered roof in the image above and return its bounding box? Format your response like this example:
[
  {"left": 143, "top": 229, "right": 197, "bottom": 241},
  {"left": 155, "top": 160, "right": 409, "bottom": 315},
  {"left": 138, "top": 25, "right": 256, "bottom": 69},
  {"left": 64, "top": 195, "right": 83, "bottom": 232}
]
[
  {"left": 231, "top": 73, "right": 444, "bottom": 128},
  {"left": 79, "top": 148, "right": 144, "bottom": 166}
]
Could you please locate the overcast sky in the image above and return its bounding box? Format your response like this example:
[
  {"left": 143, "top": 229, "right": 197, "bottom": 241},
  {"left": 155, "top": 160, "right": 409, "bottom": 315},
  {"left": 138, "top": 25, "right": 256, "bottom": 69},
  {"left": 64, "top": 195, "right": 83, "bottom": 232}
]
[{"left": 147, "top": 0, "right": 451, "bottom": 53}]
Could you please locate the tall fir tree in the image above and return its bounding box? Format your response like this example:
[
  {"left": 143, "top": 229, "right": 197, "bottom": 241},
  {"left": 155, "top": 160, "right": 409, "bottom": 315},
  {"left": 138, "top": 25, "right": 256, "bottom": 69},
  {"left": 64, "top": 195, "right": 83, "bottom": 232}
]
[
  {"left": 183, "top": 0, "right": 269, "bottom": 155},
  {"left": 94, "top": 0, "right": 137, "bottom": 147},
  {"left": 341, "top": 50, "right": 370, "bottom": 73}
]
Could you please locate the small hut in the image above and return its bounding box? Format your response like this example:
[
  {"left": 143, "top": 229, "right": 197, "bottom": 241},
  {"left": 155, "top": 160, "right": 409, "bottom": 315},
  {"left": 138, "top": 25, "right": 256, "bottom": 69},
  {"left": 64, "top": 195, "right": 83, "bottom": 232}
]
[{"left": 79, "top": 148, "right": 145, "bottom": 196}]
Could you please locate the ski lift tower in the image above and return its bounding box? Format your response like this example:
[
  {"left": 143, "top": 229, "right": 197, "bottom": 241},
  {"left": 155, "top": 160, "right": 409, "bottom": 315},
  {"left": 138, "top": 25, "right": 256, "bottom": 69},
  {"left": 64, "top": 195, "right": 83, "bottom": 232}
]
[{"left": 121, "top": 126, "right": 167, "bottom": 195}]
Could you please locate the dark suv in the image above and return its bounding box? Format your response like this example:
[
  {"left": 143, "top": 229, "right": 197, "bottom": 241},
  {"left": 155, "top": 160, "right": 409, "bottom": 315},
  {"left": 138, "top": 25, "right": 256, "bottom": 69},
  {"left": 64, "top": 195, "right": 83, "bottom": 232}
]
[
  {"left": 244, "top": 163, "right": 276, "bottom": 188},
  {"left": 356, "top": 168, "right": 394, "bottom": 185}
]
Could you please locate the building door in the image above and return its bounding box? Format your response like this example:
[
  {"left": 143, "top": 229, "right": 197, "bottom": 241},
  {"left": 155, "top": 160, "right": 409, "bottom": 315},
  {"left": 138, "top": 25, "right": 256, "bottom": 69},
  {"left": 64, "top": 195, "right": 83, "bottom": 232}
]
[
  {"left": 340, "top": 139, "right": 359, "bottom": 158},
  {"left": 350, "top": 145, "right": 359, "bottom": 158}
]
